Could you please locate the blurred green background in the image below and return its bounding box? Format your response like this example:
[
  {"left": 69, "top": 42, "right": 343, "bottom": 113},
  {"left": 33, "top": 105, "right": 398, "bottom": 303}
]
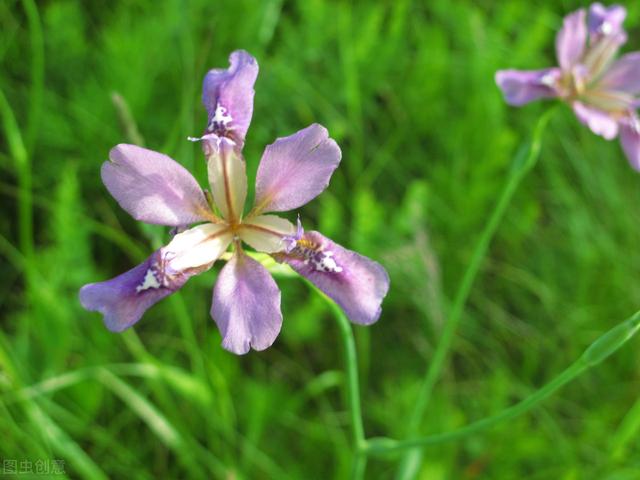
[{"left": 2, "top": 0, "right": 640, "bottom": 478}]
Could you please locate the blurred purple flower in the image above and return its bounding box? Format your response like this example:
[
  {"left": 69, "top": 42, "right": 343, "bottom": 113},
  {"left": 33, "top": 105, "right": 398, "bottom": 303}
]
[
  {"left": 80, "top": 51, "right": 390, "bottom": 355},
  {"left": 495, "top": 3, "right": 640, "bottom": 170}
]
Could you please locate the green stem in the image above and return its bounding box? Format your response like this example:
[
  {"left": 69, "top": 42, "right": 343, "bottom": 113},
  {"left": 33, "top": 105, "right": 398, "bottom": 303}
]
[
  {"left": 367, "top": 310, "right": 640, "bottom": 456},
  {"left": 396, "top": 107, "right": 556, "bottom": 479},
  {"left": 306, "top": 281, "right": 367, "bottom": 479},
  {"left": 350, "top": 453, "right": 367, "bottom": 480},
  {"left": 369, "top": 362, "right": 584, "bottom": 455}
]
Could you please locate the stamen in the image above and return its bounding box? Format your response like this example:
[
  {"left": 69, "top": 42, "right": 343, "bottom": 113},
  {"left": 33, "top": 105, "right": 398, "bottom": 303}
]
[{"left": 290, "top": 238, "right": 343, "bottom": 273}]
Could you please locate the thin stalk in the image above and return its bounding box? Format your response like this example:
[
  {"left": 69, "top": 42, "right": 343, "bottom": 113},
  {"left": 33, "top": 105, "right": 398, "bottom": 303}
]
[
  {"left": 305, "top": 281, "right": 367, "bottom": 479},
  {"left": 351, "top": 453, "right": 368, "bottom": 480},
  {"left": 396, "top": 107, "right": 557, "bottom": 479},
  {"left": 368, "top": 362, "right": 584, "bottom": 455},
  {"left": 365, "top": 310, "right": 640, "bottom": 456}
]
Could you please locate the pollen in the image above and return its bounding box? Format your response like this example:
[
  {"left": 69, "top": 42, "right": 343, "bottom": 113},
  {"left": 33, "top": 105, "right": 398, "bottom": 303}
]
[{"left": 290, "top": 239, "right": 343, "bottom": 273}]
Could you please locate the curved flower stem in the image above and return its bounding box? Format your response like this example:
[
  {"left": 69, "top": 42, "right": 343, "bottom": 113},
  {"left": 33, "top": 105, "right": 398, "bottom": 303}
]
[
  {"left": 396, "top": 106, "right": 557, "bottom": 479},
  {"left": 305, "top": 280, "right": 368, "bottom": 479},
  {"left": 365, "top": 310, "right": 640, "bottom": 455}
]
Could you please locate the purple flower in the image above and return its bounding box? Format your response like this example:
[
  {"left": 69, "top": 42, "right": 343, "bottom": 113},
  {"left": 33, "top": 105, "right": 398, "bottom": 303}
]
[
  {"left": 80, "top": 51, "right": 390, "bottom": 355},
  {"left": 495, "top": 3, "right": 640, "bottom": 170}
]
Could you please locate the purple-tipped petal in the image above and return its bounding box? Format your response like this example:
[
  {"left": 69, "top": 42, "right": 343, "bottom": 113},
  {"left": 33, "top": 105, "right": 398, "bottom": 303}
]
[
  {"left": 79, "top": 251, "right": 189, "bottom": 332},
  {"left": 495, "top": 69, "right": 561, "bottom": 106},
  {"left": 278, "top": 231, "right": 389, "bottom": 325},
  {"left": 598, "top": 52, "right": 640, "bottom": 95},
  {"left": 572, "top": 101, "right": 619, "bottom": 140},
  {"left": 556, "top": 9, "right": 587, "bottom": 70},
  {"left": 588, "top": 3, "right": 626, "bottom": 37},
  {"left": 254, "top": 124, "right": 341, "bottom": 213},
  {"left": 211, "top": 253, "right": 282, "bottom": 355},
  {"left": 620, "top": 117, "right": 640, "bottom": 170},
  {"left": 102, "top": 144, "right": 212, "bottom": 226},
  {"left": 202, "top": 50, "right": 258, "bottom": 146},
  {"left": 80, "top": 224, "right": 231, "bottom": 331}
]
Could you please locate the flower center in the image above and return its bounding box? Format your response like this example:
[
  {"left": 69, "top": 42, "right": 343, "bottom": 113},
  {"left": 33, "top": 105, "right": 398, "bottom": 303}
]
[{"left": 557, "top": 67, "right": 587, "bottom": 100}]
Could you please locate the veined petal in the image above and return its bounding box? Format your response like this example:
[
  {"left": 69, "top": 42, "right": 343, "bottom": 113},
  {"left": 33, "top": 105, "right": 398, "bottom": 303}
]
[
  {"left": 581, "top": 88, "right": 636, "bottom": 113},
  {"left": 202, "top": 50, "right": 258, "bottom": 146},
  {"left": 102, "top": 144, "right": 213, "bottom": 226},
  {"left": 211, "top": 253, "right": 282, "bottom": 355},
  {"left": 620, "top": 116, "right": 640, "bottom": 171},
  {"left": 164, "top": 223, "right": 233, "bottom": 272},
  {"left": 495, "top": 69, "right": 561, "bottom": 106},
  {"left": 556, "top": 9, "right": 587, "bottom": 70},
  {"left": 239, "top": 215, "right": 296, "bottom": 253},
  {"left": 588, "top": 3, "right": 626, "bottom": 37},
  {"left": 597, "top": 52, "right": 640, "bottom": 95},
  {"left": 206, "top": 137, "right": 247, "bottom": 222},
  {"left": 277, "top": 231, "right": 389, "bottom": 325},
  {"left": 572, "top": 101, "right": 619, "bottom": 140},
  {"left": 582, "top": 31, "right": 626, "bottom": 80},
  {"left": 79, "top": 250, "right": 192, "bottom": 332},
  {"left": 253, "top": 124, "right": 341, "bottom": 214},
  {"left": 80, "top": 224, "right": 231, "bottom": 331}
]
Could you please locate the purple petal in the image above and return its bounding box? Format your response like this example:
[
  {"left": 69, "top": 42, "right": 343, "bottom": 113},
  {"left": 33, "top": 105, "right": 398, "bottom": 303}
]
[
  {"left": 211, "top": 253, "right": 282, "bottom": 355},
  {"left": 253, "top": 124, "right": 341, "bottom": 213},
  {"left": 556, "top": 9, "right": 587, "bottom": 70},
  {"left": 80, "top": 224, "right": 232, "bottom": 331},
  {"left": 79, "top": 250, "right": 189, "bottom": 332},
  {"left": 278, "top": 231, "right": 389, "bottom": 325},
  {"left": 102, "top": 144, "right": 213, "bottom": 226},
  {"left": 572, "top": 101, "right": 619, "bottom": 140},
  {"left": 620, "top": 116, "right": 640, "bottom": 171},
  {"left": 202, "top": 50, "right": 258, "bottom": 146},
  {"left": 495, "top": 69, "right": 561, "bottom": 106},
  {"left": 588, "top": 3, "right": 626, "bottom": 37},
  {"left": 598, "top": 52, "right": 640, "bottom": 95}
]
